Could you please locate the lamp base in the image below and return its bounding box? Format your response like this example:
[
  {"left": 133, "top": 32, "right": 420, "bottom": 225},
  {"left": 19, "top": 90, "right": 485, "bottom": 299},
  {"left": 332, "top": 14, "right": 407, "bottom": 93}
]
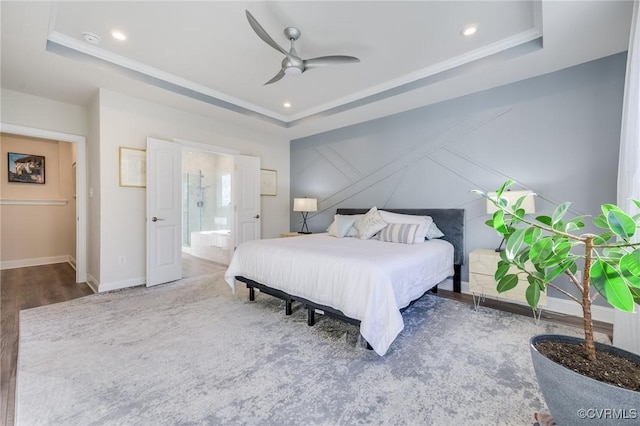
[{"left": 298, "top": 231, "right": 312, "bottom": 234}]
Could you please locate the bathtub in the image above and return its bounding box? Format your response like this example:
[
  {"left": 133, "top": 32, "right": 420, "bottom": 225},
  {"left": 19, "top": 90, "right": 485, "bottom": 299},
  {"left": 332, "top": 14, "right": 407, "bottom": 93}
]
[
  {"left": 191, "top": 230, "right": 231, "bottom": 249},
  {"left": 187, "top": 229, "right": 232, "bottom": 264}
]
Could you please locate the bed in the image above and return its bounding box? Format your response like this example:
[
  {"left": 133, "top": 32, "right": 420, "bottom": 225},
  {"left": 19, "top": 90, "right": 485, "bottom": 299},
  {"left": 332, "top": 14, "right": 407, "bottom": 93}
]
[{"left": 225, "top": 208, "right": 464, "bottom": 355}]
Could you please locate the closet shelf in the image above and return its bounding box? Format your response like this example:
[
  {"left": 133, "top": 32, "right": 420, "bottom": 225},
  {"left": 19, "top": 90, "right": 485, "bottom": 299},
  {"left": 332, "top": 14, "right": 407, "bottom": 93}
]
[{"left": 0, "top": 199, "right": 68, "bottom": 206}]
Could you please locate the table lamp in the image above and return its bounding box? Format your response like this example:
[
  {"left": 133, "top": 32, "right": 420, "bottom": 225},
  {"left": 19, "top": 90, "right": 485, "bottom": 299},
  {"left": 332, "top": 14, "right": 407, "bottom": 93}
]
[{"left": 293, "top": 198, "right": 317, "bottom": 234}]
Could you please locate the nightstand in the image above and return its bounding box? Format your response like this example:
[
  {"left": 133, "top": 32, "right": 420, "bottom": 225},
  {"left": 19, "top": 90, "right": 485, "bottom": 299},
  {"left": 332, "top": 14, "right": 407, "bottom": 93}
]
[
  {"left": 279, "top": 232, "right": 302, "bottom": 238},
  {"left": 469, "top": 248, "right": 547, "bottom": 322}
]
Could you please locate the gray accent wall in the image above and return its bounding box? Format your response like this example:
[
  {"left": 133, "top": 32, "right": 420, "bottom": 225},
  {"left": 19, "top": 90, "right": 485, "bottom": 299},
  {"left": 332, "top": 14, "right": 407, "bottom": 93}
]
[{"left": 290, "top": 52, "right": 626, "bottom": 303}]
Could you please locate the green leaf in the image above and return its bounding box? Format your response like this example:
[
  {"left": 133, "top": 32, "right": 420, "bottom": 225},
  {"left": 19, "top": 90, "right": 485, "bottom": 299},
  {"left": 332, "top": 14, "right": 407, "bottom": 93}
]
[
  {"left": 536, "top": 215, "right": 552, "bottom": 226},
  {"left": 494, "top": 261, "right": 511, "bottom": 281},
  {"left": 493, "top": 211, "right": 508, "bottom": 234},
  {"left": 622, "top": 271, "right": 640, "bottom": 289},
  {"left": 620, "top": 250, "right": 640, "bottom": 277},
  {"left": 496, "top": 180, "right": 514, "bottom": 198},
  {"left": 552, "top": 202, "right": 571, "bottom": 225},
  {"left": 546, "top": 259, "right": 574, "bottom": 282},
  {"left": 505, "top": 228, "right": 527, "bottom": 260},
  {"left": 525, "top": 281, "right": 541, "bottom": 309},
  {"left": 602, "top": 246, "right": 625, "bottom": 261},
  {"left": 530, "top": 237, "right": 554, "bottom": 265},
  {"left": 590, "top": 259, "right": 635, "bottom": 312},
  {"left": 497, "top": 274, "right": 519, "bottom": 293},
  {"left": 593, "top": 232, "right": 614, "bottom": 245},
  {"left": 523, "top": 227, "right": 542, "bottom": 245},
  {"left": 593, "top": 214, "right": 609, "bottom": 229},
  {"left": 552, "top": 220, "right": 566, "bottom": 232},
  {"left": 606, "top": 208, "right": 636, "bottom": 240},
  {"left": 632, "top": 199, "right": 640, "bottom": 211},
  {"left": 565, "top": 215, "right": 587, "bottom": 232},
  {"left": 630, "top": 286, "right": 640, "bottom": 305}
]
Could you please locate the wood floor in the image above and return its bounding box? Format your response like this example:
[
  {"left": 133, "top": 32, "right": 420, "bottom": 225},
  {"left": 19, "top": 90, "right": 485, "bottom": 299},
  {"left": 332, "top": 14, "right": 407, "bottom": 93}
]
[
  {"left": 0, "top": 253, "right": 222, "bottom": 426},
  {"left": 0, "top": 257, "right": 613, "bottom": 426}
]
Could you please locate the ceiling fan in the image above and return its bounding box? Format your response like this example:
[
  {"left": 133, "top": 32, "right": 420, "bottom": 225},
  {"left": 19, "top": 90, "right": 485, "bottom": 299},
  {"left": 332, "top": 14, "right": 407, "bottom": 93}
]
[{"left": 245, "top": 10, "right": 360, "bottom": 85}]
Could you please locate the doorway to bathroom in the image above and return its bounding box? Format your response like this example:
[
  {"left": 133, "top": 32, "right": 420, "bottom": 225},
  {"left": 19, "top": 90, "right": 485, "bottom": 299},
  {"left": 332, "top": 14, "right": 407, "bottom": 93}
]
[{"left": 181, "top": 148, "right": 233, "bottom": 265}]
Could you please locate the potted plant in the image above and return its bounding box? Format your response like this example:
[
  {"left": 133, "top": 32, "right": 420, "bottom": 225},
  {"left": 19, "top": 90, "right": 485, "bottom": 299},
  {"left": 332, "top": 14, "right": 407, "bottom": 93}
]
[{"left": 473, "top": 180, "right": 640, "bottom": 425}]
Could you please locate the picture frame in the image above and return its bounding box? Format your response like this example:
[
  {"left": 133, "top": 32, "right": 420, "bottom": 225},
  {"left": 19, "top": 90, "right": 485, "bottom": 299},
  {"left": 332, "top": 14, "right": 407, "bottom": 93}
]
[
  {"left": 260, "top": 168, "right": 277, "bottom": 196},
  {"left": 8, "top": 152, "right": 45, "bottom": 184},
  {"left": 119, "top": 147, "right": 146, "bottom": 188}
]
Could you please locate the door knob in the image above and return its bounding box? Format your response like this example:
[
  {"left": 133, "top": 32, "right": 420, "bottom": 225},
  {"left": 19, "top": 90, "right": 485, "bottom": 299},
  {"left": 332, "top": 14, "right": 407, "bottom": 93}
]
[
  {"left": 152, "top": 216, "right": 165, "bottom": 222},
  {"left": 253, "top": 214, "right": 260, "bottom": 219}
]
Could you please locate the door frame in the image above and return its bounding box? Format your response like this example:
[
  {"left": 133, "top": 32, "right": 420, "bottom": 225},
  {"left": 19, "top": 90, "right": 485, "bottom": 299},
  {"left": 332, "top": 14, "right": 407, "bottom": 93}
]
[
  {"left": 0, "top": 122, "right": 87, "bottom": 284},
  {"left": 174, "top": 138, "right": 240, "bottom": 262}
]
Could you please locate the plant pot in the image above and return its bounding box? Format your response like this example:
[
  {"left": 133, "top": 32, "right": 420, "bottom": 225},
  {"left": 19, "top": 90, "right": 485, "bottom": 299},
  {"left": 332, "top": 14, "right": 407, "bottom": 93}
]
[{"left": 530, "top": 334, "right": 640, "bottom": 425}]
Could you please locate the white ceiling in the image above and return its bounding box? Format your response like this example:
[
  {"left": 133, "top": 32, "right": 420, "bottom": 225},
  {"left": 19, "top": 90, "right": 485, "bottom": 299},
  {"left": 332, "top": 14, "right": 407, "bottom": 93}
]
[{"left": 0, "top": 1, "right": 633, "bottom": 140}]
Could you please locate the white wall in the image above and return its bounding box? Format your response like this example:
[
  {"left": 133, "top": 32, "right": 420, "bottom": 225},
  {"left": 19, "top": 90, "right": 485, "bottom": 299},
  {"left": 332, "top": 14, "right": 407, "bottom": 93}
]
[
  {"left": 87, "top": 92, "right": 101, "bottom": 289},
  {"left": 0, "top": 89, "right": 87, "bottom": 135},
  {"left": 96, "top": 89, "right": 290, "bottom": 290}
]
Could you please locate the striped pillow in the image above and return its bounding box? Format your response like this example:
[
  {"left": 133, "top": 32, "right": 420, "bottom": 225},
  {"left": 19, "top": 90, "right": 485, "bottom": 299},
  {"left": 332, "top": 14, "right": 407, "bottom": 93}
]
[{"left": 378, "top": 223, "right": 420, "bottom": 244}]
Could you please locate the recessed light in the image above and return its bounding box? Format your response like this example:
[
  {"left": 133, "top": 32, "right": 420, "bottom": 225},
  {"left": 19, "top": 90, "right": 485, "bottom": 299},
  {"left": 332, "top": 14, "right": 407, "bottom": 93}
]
[
  {"left": 82, "top": 32, "right": 101, "bottom": 45},
  {"left": 461, "top": 25, "right": 477, "bottom": 36},
  {"left": 111, "top": 30, "right": 127, "bottom": 41},
  {"left": 283, "top": 102, "right": 291, "bottom": 108}
]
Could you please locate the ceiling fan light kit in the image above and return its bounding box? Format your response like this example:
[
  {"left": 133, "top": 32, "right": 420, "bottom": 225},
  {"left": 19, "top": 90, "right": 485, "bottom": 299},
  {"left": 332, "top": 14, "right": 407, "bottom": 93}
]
[{"left": 245, "top": 10, "right": 360, "bottom": 85}]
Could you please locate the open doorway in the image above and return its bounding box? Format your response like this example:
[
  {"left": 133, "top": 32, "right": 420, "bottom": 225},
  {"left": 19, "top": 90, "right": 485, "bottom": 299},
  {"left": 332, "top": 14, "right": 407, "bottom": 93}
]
[
  {"left": 0, "top": 124, "right": 87, "bottom": 283},
  {"left": 181, "top": 148, "right": 233, "bottom": 265}
]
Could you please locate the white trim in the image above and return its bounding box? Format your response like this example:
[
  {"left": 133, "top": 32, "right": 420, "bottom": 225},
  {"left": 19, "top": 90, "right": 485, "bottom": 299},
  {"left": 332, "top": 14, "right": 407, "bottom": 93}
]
[
  {"left": 86, "top": 273, "right": 99, "bottom": 293},
  {"left": 0, "top": 199, "right": 68, "bottom": 206},
  {"left": 438, "top": 280, "right": 614, "bottom": 325},
  {"left": 46, "top": 31, "right": 287, "bottom": 122},
  {"left": 98, "top": 276, "right": 145, "bottom": 293},
  {"left": 0, "top": 123, "right": 85, "bottom": 144},
  {"left": 1, "top": 255, "right": 71, "bottom": 270},
  {"left": 174, "top": 138, "right": 240, "bottom": 155},
  {"left": 1, "top": 122, "right": 87, "bottom": 284},
  {"left": 287, "top": 28, "right": 543, "bottom": 122}
]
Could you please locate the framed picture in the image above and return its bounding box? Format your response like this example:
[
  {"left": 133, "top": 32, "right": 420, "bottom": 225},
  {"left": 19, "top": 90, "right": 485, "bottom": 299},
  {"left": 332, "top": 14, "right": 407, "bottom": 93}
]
[
  {"left": 119, "top": 147, "right": 146, "bottom": 187},
  {"left": 8, "top": 152, "right": 45, "bottom": 184},
  {"left": 260, "top": 169, "right": 277, "bottom": 196}
]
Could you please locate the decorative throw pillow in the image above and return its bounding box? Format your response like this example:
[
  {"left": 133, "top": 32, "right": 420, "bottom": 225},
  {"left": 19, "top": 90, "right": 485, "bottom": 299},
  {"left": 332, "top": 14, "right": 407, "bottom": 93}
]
[
  {"left": 353, "top": 207, "right": 387, "bottom": 240},
  {"left": 426, "top": 222, "right": 445, "bottom": 239},
  {"left": 378, "top": 223, "right": 420, "bottom": 244},
  {"left": 378, "top": 210, "right": 433, "bottom": 243},
  {"left": 334, "top": 214, "right": 357, "bottom": 238},
  {"left": 327, "top": 214, "right": 362, "bottom": 237}
]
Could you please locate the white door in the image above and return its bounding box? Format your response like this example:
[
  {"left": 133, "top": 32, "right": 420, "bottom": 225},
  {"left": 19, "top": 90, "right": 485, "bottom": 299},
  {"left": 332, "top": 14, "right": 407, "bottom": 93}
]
[
  {"left": 146, "top": 137, "right": 182, "bottom": 287},
  {"left": 233, "top": 155, "right": 261, "bottom": 248}
]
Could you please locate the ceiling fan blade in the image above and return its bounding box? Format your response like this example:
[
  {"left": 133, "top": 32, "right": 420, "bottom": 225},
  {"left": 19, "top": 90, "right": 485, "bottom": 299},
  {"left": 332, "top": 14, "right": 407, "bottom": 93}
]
[
  {"left": 264, "top": 68, "right": 286, "bottom": 85},
  {"left": 245, "top": 10, "right": 289, "bottom": 56},
  {"left": 303, "top": 55, "right": 360, "bottom": 70}
]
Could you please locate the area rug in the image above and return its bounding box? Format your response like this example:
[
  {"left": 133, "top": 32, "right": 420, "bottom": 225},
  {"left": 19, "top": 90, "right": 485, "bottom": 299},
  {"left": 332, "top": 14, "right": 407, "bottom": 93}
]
[{"left": 16, "top": 270, "right": 604, "bottom": 425}]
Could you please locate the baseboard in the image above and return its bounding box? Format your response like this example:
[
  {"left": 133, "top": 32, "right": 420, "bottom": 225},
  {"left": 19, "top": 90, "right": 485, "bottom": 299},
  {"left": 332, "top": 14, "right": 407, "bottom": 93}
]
[
  {"left": 86, "top": 274, "right": 99, "bottom": 293},
  {"left": 1, "top": 255, "right": 73, "bottom": 270},
  {"left": 437, "top": 279, "right": 614, "bottom": 325},
  {"left": 98, "top": 276, "right": 145, "bottom": 293}
]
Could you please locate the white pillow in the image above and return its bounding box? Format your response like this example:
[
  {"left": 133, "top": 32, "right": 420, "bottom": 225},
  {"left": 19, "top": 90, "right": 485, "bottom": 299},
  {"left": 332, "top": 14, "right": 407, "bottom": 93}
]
[
  {"left": 426, "top": 222, "right": 445, "bottom": 239},
  {"left": 378, "top": 210, "right": 433, "bottom": 243},
  {"left": 354, "top": 207, "right": 387, "bottom": 240},
  {"left": 327, "top": 214, "right": 362, "bottom": 237},
  {"left": 378, "top": 223, "right": 419, "bottom": 244}
]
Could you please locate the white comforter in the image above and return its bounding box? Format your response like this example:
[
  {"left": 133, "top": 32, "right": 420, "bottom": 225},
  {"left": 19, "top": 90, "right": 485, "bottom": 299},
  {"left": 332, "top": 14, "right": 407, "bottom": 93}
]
[{"left": 224, "top": 233, "right": 454, "bottom": 355}]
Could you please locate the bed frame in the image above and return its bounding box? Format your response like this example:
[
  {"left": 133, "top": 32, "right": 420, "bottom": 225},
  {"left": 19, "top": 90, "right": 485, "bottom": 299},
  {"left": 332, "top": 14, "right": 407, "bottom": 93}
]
[{"left": 235, "top": 208, "right": 465, "bottom": 339}]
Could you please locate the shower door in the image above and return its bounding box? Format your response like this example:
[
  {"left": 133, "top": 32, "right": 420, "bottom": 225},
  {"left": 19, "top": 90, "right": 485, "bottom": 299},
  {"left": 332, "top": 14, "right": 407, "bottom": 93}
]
[{"left": 182, "top": 170, "right": 205, "bottom": 247}]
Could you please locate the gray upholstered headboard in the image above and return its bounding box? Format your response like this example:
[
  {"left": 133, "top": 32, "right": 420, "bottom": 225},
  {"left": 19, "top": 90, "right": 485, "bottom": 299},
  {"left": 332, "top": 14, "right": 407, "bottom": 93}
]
[{"left": 335, "top": 208, "right": 465, "bottom": 266}]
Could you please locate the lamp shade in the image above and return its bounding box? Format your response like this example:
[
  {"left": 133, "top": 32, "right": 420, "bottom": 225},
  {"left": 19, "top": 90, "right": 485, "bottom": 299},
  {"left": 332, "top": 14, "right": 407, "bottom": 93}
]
[
  {"left": 293, "top": 198, "right": 318, "bottom": 212},
  {"left": 486, "top": 190, "right": 535, "bottom": 214}
]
